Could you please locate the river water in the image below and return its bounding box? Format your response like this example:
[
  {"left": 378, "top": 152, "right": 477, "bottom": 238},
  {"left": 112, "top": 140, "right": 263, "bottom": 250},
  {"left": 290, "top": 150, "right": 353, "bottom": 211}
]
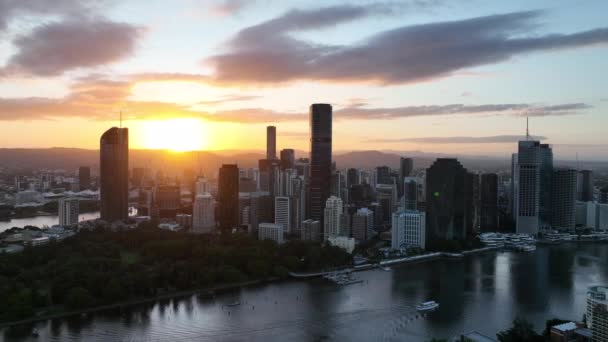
[
  {"left": 0, "top": 212, "right": 101, "bottom": 232},
  {"left": 2, "top": 243, "right": 607, "bottom": 342}
]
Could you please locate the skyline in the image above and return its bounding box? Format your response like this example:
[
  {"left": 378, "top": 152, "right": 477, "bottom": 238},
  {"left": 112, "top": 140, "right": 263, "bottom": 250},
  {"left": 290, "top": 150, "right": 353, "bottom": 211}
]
[{"left": 0, "top": 0, "right": 607, "bottom": 160}]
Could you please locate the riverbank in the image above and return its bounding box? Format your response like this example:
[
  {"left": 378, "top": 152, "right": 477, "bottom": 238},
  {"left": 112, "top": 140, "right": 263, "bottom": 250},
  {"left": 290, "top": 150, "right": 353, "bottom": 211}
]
[
  {"left": 0, "top": 277, "right": 280, "bottom": 329},
  {"left": 290, "top": 246, "right": 499, "bottom": 278}
]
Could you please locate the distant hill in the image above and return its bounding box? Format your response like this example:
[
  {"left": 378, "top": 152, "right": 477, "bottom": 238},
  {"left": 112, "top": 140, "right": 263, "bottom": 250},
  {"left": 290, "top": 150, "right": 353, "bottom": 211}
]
[{"left": 0, "top": 148, "right": 605, "bottom": 175}]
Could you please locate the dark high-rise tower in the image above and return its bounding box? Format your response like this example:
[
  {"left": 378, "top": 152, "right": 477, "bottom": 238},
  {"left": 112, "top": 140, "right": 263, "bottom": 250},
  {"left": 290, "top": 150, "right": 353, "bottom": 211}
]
[
  {"left": 218, "top": 164, "right": 239, "bottom": 231},
  {"left": 399, "top": 158, "right": 413, "bottom": 179},
  {"left": 480, "top": 173, "right": 498, "bottom": 232},
  {"left": 578, "top": 170, "right": 594, "bottom": 202},
  {"left": 100, "top": 127, "right": 129, "bottom": 222},
  {"left": 79, "top": 166, "right": 91, "bottom": 191},
  {"left": 280, "top": 148, "right": 295, "bottom": 170},
  {"left": 551, "top": 168, "right": 577, "bottom": 231},
  {"left": 309, "top": 103, "right": 332, "bottom": 223},
  {"left": 425, "top": 158, "right": 473, "bottom": 242},
  {"left": 346, "top": 168, "right": 359, "bottom": 187},
  {"left": 267, "top": 126, "right": 276, "bottom": 160}
]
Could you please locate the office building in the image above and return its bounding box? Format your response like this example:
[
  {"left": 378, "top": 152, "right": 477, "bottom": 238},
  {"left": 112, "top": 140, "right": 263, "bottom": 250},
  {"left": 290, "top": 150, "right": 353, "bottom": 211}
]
[
  {"left": 551, "top": 168, "right": 577, "bottom": 231},
  {"left": 480, "top": 173, "right": 499, "bottom": 232},
  {"left": 78, "top": 166, "right": 90, "bottom": 191},
  {"left": 249, "top": 191, "right": 273, "bottom": 233},
  {"left": 346, "top": 168, "right": 360, "bottom": 187},
  {"left": 391, "top": 210, "right": 425, "bottom": 250},
  {"left": 100, "top": 127, "right": 129, "bottom": 222},
  {"left": 218, "top": 164, "right": 239, "bottom": 231},
  {"left": 601, "top": 187, "right": 608, "bottom": 204},
  {"left": 301, "top": 219, "right": 321, "bottom": 241},
  {"left": 156, "top": 185, "right": 180, "bottom": 211},
  {"left": 193, "top": 193, "right": 215, "bottom": 233},
  {"left": 375, "top": 166, "right": 392, "bottom": 186},
  {"left": 275, "top": 196, "right": 291, "bottom": 233},
  {"left": 352, "top": 207, "right": 374, "bottom": 242},
  {"left": 578, "top": 170, "right": 594, "bottom": 202},
  {"left": 267, "top": 126, "right": 276, "bottom": 160},
  {"left": 597, "top": 204, "right": 608, "bottom": 230},
  {"left": 587, "top": 286, "right": 608, "bottom": 341},
  {"left": 309, "top": 103, "right": 332, "bottom": 224},
  {"left": 426, "top": 158, "right": 473, "bottom": 241},
  {"left": 280, "top": 149, "right": 295, "bottom": 170},
  {"left": 402, "top": 177, "right": 421, "bottom": 210},
  {"left": 58, "top": 198, "right": 79, "bottom": 227},
  {"left": 327, "top": 236, "right": 356, "bottom": 253},
  {"left": 400, "top": 157, "right": 413, "bottom": 179},
  {"left": 323, "top": 196, "right": 343, "bottom": 239},
  {"left": 258, "top": 222, "right": 284, "bottom": 244},
  {"left": 576, "top": 201, "right": 597, "bottom": 229},
  {"left": 512, "top": 140, "right": 545, "bottom": 235},
  {"left": 132, "top": 167, "right": 145, "bottom": 187}
]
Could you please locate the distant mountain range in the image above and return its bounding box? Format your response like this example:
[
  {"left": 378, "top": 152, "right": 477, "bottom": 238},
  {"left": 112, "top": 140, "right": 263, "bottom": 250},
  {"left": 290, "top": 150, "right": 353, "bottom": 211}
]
[{"left": 0, "top": 148, "right": 604, "bottom": 175}]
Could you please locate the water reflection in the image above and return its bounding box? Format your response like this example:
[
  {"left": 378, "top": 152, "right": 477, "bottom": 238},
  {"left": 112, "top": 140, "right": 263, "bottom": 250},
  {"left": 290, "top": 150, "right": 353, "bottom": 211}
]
[{"left": 3, "top": 243, "right": 608, "bottom": 342}]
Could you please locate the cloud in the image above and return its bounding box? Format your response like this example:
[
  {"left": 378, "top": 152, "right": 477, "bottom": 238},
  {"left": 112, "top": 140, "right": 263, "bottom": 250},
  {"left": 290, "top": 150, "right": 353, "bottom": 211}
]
[
  {"left": 367, "top": 135, "right": 548, "bottom": 144},
  {"left": 2, "top": 19, "right": 142, "bottom": 76},
  {"left": 197, "top": 94, "right": 262, "bottom": 105},
  {"left": 335, "top": 102, "right": 590, "bottom": 120},
  {"left": 205, "top": 8, "right": 608, "bottom": 84},
  {"left": 209, "top": 0, "right": 251, "bottom": 16},
  {"left": 0, "top": 0, "right": 107, "bottom": 31}
]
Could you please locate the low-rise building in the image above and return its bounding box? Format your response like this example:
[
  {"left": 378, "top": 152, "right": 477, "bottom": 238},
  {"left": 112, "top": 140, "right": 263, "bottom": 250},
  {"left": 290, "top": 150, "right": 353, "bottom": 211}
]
[{"left": 258, "top": 222, "right": 284, "bottom": 244}]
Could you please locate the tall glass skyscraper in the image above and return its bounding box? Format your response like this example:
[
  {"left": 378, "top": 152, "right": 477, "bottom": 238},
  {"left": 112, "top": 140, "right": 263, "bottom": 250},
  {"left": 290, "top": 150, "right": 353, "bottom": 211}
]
[
  {"left": 266, "top": 126, "right": 276, "bottom": 160},
  {"left": 309, "top": 103, "right": 332, "bottom": 223},
  {"left": 218, "top": 164, "right": 239, "bottom": 231},
  {"left": 100, "top": 127, "right": 129, "bottom": 222}
]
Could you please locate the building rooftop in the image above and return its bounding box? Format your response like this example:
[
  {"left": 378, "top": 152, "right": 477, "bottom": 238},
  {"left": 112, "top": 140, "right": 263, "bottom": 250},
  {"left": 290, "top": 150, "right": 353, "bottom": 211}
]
[{"left": 552, "top": 322, "right": 577, "bottom": 332}]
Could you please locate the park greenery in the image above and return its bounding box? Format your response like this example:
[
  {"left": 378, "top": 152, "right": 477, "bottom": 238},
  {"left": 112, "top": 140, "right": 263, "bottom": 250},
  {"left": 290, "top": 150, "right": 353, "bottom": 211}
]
[{"left": 0, "top": 221, "right": 352, "bottom": 323}]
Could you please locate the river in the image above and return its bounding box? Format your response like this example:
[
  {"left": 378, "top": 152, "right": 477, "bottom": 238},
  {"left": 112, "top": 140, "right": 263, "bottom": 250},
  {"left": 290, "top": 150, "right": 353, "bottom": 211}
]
[
  {"left": 0, "top": 212, "right": 101, "bottom": 232},
  {"left": 2, "top": 243, "right": 607, "bottom": 342}
]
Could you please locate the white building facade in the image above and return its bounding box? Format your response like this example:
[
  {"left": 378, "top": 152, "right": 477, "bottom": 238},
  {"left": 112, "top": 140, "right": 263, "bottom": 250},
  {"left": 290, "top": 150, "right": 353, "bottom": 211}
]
[{"left": 391, "top": 210, "right": 426, "bottom": 250}]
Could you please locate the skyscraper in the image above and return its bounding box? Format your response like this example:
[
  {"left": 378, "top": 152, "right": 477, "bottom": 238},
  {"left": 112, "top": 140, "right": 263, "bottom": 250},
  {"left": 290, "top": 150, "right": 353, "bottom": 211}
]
[
  {"left": 274, "top": 196, "right": 291, "bottom": 233},
  {"left": 399, "top": 157, "right": 413, "bottom": 179},
  {"left": 301, "top": 219, "right": 321, "bottom": 241},
  {"left": 78, "top": 166, "right": 90, "bottom": 191},
  {"left": 267, "top": 126, "right": 276, "bottom": 160},
  {"left": 514, "top": 140, "right": 543, "bottom": 235},
  {"left": 309, "top": 103, "right": 332, "bottom": 224},
  {"left": 391, "top": 210, "right": 425, "bottom": 250},
  {"left": 578, "top": 170, "right": 594, "bottom": 202},
  {"left": 280, "top": 149, "right": 295, "bottom": 170},
  {"left": 402, "top": 177, "right": 420, "bottom": 210},
  {"left": 346, "top": 168, "right": 360, "bottom": 187},
  {"left": 480, "top": 173, "right": 499, "bottom": 232},
  {"left": 352, "top": 207, "right": 374, "bottom": 242},
  {"left": 100, "top": 127, "right": 129, "bottom": 222},
  {"left": 425, "top": 158, "right": 473, "bottom": 242},
  {"left": 323, "top": 195, "right": 342, "bottom": 240},
  {"left": 551, "top": 168, "right": 577, "bottom": 231},
  {"left": 218, "top": 164, "right": 239, "bottom": 231},
  {"left": 193, "top": 193, "right": 215, "bottom": 233},
  {"left": 375, "top": 166, "right": 392, "bottom": 186},
  {"left": 59, "top": 198, "right": 79, "bottom": 227}
]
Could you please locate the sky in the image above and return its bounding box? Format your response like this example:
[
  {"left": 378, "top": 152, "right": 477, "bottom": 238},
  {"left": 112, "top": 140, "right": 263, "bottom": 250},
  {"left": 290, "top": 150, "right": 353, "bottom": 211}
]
[{"left": 0, "top": 0, "right": 607, "bottom": 160}]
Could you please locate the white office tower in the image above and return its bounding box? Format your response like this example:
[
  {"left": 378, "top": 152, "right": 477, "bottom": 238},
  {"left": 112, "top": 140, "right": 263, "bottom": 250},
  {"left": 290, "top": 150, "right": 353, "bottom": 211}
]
[
  {"left": 193, "top": 193, "right": 215, "bottom": 233},
  {"left": 195, "top": 177, "right": 209, "bottom": 195},
  {"left": 301, "top": 219, "right": 320, "bottom": 241},
  {"left": 258, "top": 222, "right": 284, "bottom": 244},
  {"left": 596, "top": 204, "right": 608, "bottom": 230},
  {"left": 352, "top": 207, "right": 375, "bottom": 242},
  {"left": 513, "top": 140, "right": 544, "bottom": 235},
  {"left": 279, "top": 169, "right": 298, "bottom": 197},
  {"left": 587, "top": 286, "right": 608, "bottom": 341},
  {"left": 323, "top": 196, "right": 343, "bottom": 240},
  {"left": 275, "top": 196, "right": 291, "bottom": 233},
  {"left": 391, "top": 210, "right": 425, "bottom": 250},
  {"left": 59, "top": 198, "right": 79, "bottom": 226}
]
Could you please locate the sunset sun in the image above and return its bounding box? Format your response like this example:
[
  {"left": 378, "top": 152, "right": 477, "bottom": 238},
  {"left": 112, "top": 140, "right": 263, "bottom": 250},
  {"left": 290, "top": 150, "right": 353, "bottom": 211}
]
[{"left": 139, "top": 118, "right": 209, "bottom": 152}]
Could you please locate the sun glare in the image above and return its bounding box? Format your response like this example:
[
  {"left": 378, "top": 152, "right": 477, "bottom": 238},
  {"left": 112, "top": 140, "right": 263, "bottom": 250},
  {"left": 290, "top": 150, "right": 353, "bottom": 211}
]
[{"left": 139, "top": 118, "right": 209, "bottom": 152}]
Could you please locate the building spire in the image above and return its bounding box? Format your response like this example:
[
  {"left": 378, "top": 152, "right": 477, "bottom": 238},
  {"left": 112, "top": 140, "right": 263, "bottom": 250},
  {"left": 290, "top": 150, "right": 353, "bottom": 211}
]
[{"left": 526, "top": 116, "right": 529, "bottom": 140}]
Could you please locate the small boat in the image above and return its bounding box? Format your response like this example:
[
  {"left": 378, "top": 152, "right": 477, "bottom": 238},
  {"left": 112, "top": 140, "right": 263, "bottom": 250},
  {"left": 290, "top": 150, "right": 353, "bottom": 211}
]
[
  {"left": 381, "top": 266, "right": 391, "bottom": 271},
  {"left": 225, "top": 301, "right": 241, "bottom": 307},
  {"left": 416, "top": 301, "right": 439, "bottom": 312}
]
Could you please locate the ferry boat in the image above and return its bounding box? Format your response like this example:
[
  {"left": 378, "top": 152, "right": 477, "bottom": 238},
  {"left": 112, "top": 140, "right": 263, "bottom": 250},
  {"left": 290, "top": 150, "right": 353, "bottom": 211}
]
[
  {"left": 225, "top": 301, "right": 241, "bottom": 307},
  {"left": 416, "top": 301, "right": 439, "bottom": 312}
]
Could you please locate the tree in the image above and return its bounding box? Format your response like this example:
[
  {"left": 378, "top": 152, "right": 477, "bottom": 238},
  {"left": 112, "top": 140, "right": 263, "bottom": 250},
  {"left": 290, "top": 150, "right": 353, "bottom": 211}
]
[
  {"left": 497, "top": 317, "right": 543, "bottom": 342},
  {"left": 66, "top": 287, "right": 94, "bottom": 310}
]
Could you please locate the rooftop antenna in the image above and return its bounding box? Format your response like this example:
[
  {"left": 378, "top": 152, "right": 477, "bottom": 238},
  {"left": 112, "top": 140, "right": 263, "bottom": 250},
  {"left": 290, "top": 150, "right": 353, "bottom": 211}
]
[{"left": 526, "top": 116, "right": 530, "bottom": 140}]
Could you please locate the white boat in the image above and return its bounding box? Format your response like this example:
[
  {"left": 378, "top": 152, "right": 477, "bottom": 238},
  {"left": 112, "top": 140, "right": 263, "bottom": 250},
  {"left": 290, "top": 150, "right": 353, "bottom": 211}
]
[
  {"left": 521, "top": 245, "right": 536, "bottom": 252},
  {"left": 381, "top": 266, "right": 391, "bottom": 271},
  {"left": 416, "top": 301, "right": 439, "bottom": 311},
  {"left": 225, "top": 301, "right": 241, "bottom": 307}
]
